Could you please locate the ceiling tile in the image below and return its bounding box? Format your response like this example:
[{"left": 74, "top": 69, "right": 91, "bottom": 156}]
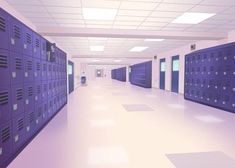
[
  {"left": 50, "top": 13, "right": 83, "bottom": 19},
  {"left": 115, "top": 16, "right": 145, "bottom": 22},
  {"left": 140, "top": 21, "right": 168, "bottom": 27},
  {"left": 46, "top": 6, "right": 83, "bottom": 14},
  {"left": 189, "top": 5, "right": 229, "bottom": 13},
  {"left": 40, "top": 0, "right": 81, "bottom": 7},
  {"left": 150, "top": 11, "right": 182, "bottom": 18},
  {"left": 120, "top": 1, "right": 158, "bottom": 10},
  {"left": 11, "top": 5, "right": 47, "bottom": 13},
  {"left": 6, "top": 0, "right": 41, "bottom": 5},
  {"left": 82, "top": 0, "right": 120, "bottom": 8},
  {"left": 145, "top": 17, "right": 174, "bottom": 22},
  {"left": 200, "top": 0, "right": 235, "bottom": 6},
  {"left": 137, "top": 26, "right": 162, "bottom": 30},
  {"left": 163, "top": 0, "right": 202, "bottom": 4},
  {"left": 113, "top": 21, "right": 141, "bottom": 26},
  {"left": 156, "top": 3, "right": 194, "bottom": 12}
]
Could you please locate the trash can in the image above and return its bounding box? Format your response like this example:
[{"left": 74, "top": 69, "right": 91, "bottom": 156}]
[{"left": 81, "top": 76, "right": 86, "bottom": 85}]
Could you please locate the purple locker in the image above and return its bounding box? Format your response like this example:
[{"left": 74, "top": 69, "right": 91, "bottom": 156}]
[
  {"left": 0, "top": 121, "right": 13, "bottom": 167},
  {"left": 41, "top": 60, "right": 47, "bottom": 81},
  {"left": 25, "top": 110, "right": 36, "bottom": 138},
  {"left": 41, "top": 37, "right": 47, "bottom": 61},
  {"left": 0, "top": 86, "right": 11, "bottom": 123},
  {"left": 34, "top": 83, "right": 42, "bottom": 104},
  {"left": 47, "top": 62, "right": 52, "bottom": 80},
  {"left": 9, "top": 16, "right": 23, "bottom": 53},
  {"left": 23, "top": 83, "right": 35, "bottom": 112},
  {"left": 52, "top": 80, "right": 56, "bottom": 97},
  {"left": 11, "top": 84, "right": 24, "bottom": 118},
  {"left": 10, "top": 52, "right": 23, "bottom": 85},
  {"left": 48, "top": 80, "right": 52, "bottom": 98},
  {"left": 0, "top": 49, "right": 10, "bottom": 86},
  {"left": 42, "top": 81, "right": 48, "bottom": 101},
  {"left": 48, "top": 98, "right": 53, "bottom": 118},
  {"left": 0, "top": 8, "right": 10, "bottom": 50},
  {"left": 23, "top": 55, "right": 34, "bottom": 83},
  {"left": 34, "top": 103, "right": 43, "bottom": 131},
  {"left": 32, "top": 32, "right": 41, "bottom": 59},
  {"left": 22, "top": 25, "right": 32, "bottom": 56},
  {"left": 42, "top": 101, "right": 48, "bottom": 124},
  {"left": 34, "top": 59, "right": 41, "bottom": 81},
  {"left": 12, "top": 113, "right": 26, "bottom": 152}
]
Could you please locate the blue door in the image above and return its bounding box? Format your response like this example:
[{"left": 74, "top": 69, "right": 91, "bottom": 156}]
[
  {"left": 68, "top": 60, "right": 74, "bottom": 94},
  {"left": 171, "top": 55, "right": 179, "bottom": 93},
  {"left": 160, "top": 58, "right": 166, "bottom": 90}
]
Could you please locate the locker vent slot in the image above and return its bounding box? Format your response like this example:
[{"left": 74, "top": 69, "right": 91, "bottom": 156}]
[
  {"left": 0, "top": 91, "right": 9, "bottom": 105},
  {"left": 1, "top": 127, "right": 10, "bottom": 143},
  {"left": 26, "top": 33, "right": 31, "bottom": 44},
  {"left": 29, "top": 112, "right": 34, "bottom": 123},
  {"left": 0, "top": 17, "right": 6, "bottom": 32},
  {"left": 43, "top": 64, "right": 46, "bottom": 71},
  {"left": 27, "top": 60, "right": 32, "bottom": 70},
  {"left": 37, "top": 85, "right": 41, "bottom": 94},
  {"left": 28, "top": 87, "right": 33, "bottom": 96},
  {"left": 36, "top": 39, "right": 40, "bottom": 48},
  {"left": 15, "top": 58, "right": 22, "bottom": 70},
  {"left": 14, "top": 26, "right": 21, "bottom": 39},
  {"left": 17, "top": 118, "right": 24, "bottom": 131},
  {"left": 0, "top": 55, "right": 8, "bottom": 68},
  {"left": 16, "top": 88, "right": 23, "bottom": 100},
  {"left": 37, "top": 62, "right": 40, "bottom": 71}
]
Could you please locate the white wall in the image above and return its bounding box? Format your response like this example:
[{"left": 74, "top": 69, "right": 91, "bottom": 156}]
[{"left": 152, "top": 33, "right": 234, "bottom": 94}]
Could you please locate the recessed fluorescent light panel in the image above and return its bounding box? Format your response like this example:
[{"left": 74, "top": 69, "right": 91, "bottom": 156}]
[
  {"left": 172, "top": 12, "right": 216, "bottom": 24},
  {"left": 90, "top": 46, "right": 104, "bottom": 51},
  {"left": 83, "top": 8, "right": 117, "bottom": 20},
  {"left": 129, "top": 46, "right": 148, "bottom": 52},
  {"left": 145, "top": 39, "right": 165, "bottom": 42}
]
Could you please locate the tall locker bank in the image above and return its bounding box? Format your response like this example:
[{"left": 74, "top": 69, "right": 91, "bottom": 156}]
[{"left": 0, "top": 7, "right": 68, "bottom": 168}]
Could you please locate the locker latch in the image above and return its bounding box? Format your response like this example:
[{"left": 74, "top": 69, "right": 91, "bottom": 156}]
[
  {"left": 14, "top": 135, "right": 19, "bottom": 142},
  {"left": 11, "top": 38, "right": 15, "bottom": 45},
  {"left": 27, "top": 126, "right": 30, "bottom": 132},
  {"left": 13, "top": 104, "right": 18, "bottom": 111},
  {"left": 25, "top": 72, "right": 28, "bottom": 77},
  {"left": 12, "top": 72, "right": 16, "bottom": 78},
  {"left": 24, "top": 44, "right": 27, "bottom": 49},
  {"left": 0, "top": 147, "right": 2, "bottom": 156},
  {"left": 25, "top": 99, "right": 29, "bottom": 105}
]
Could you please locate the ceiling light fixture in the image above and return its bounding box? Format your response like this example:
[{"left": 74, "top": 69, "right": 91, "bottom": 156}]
[
  {"left": 144, "top": 39, "right": 165, "bottom": 42},
  {"left": 113, "top": 59, "right": 122, "bottom": 62},
  {"left": 88, "top": 37, "right": 108, "bottom": 40},
  {"left": 91, "top": 59, "right": 100, "bottom": 62},
  {"left": 172, "top": 12, "right": 216, "bottom": 24},
  {"left": 83, "top": 8, "right": 117, "bottom": 20},
  {"left": 129, "top": 46, "right": 148, "bottom": 52},
  {"left": 90, "top": 46, "right": 104, "bottom": 51}
]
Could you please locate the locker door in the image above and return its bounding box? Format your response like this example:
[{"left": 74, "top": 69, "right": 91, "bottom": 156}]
[
  {"left": 0, "top": 8, "right": 10, "bottom": 50},
  {"left": 12, "top": 113, "right": 26, "bottom": 152},
  {"left": 68, "top": 60, "right": 74, "bottom": 94},
  {"left": 22, "top": 26, "right": 32, "bottom": 56},
  {"left": 25, "top": 110, "right": 36, "bottom": 138},
  {"left": 35, "top": 104, "right": 43, "bottom": 131},
  {"left": 35, "top": 83, "right": 42, "bottom": 104},
  {"left": 41, "top": 61, "right": 47, "bottom": 81},
  {"left": 9, "top": 16, "right": 23, "bottom": 53},
  {"left": 171, "top": 55, "right": 179, "bottom": 93},
  {"left": 32, "top": 32, "right": 41, "bottom": 59},
  {"left": 34, "top": 59, "right": 41, "bottom": 82},
  {"left": 42, "top": 81, "right": 48, "bottom": 101},
  {"left": 0, "top": 49, "right": 10, "bottom": 86},
  {"left": 160, "top": 58, "right": 166, "bottom": 90},
  {"left": 24, "top": 83, "right": 35, "bottom": 112},
  {"left": 10, "top": 52, "right": 23, "bottom": 85},
  {"left": 41, "top": 38, "right": 47, "bottom": 60},
  {"left": 11, "top": 84, "right": 24, "bottom": 118},
  {"left": 23, "top": 56, "right": 34, "bottom": 83},
  {"left": 0, "top": 122, "right": 13, "bottom": 167},
  {"left": 0, "top": 86, "right": 11, "bottom": 123}
]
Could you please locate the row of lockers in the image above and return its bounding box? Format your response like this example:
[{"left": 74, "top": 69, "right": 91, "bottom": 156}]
[
  {"left": 129, "top": 61, "right": 152, "bottom": 88},
  {"left": 0, "top": 79, "right": 67, "bottom": 122},
  {"left": 0, "top": 7, "right": 68, "bottom": 168},
  {"left": 0, "top": 94, "right": 67, "bottom": 167},
  {"left": 111, "top": 67, "right": 126, "bottom": 82},
  {"left": 0, "top": 50, "right": 66, "bottom": 86},
  {"left": 185, "top": 42, "right": 235, "bottom": 113}
]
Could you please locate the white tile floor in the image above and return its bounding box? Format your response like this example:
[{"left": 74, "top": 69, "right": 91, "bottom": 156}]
[{"left": 8, "top": 80, "right": 235, "bottom": 168}]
